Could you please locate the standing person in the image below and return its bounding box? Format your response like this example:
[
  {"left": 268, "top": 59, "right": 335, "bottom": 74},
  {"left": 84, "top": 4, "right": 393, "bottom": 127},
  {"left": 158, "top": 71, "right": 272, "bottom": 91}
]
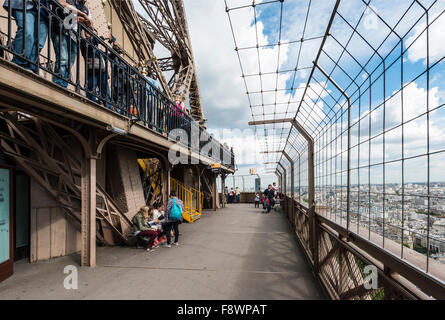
[
  {"left": 174, "top": 95, "right": 183, "bottom": 112},
  {"left": 224, "top": 186, "right": 229, "bottom": 204},
  {"left": 235, "top": 187, "right": 240, "bottom": 203},
  {"left": 264, "top": 184, "right": 275, "bottom": 213},
  {"left": 272, "top": 182, "right": 279, "bottom": 196},
  {"left": 132, "top": 205, "right": 161, "bottom": 252},
  {"left": 228, "top": 187, "right": 235, "bottom": 204},
  {"left": 109, "top": 41, "right": 125, "bottom": 113},
  {"left": 82, "top": 30, "right": 112, "bottom": 106},
  {"left": 51, "top": 0, "right": 92, "bottom": 88},
  {"left": 3, "top": 0, "right": 50, "bottom": 72},
  {"left": 144, "top": 68, "right": 161, "bottom": 91},
  {"left": 163, "top": 191, "right": 184, "bottom": 247},
  {"left": 254, "top": 193, "right": 260, "bottom": 208},
  {"left": 168, "top": 94, "right": 183, "bottom": 131}
]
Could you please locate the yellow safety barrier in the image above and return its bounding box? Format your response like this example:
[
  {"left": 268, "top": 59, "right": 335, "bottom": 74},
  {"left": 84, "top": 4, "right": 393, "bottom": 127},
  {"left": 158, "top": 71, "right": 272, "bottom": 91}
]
[{"left": 170, "top": 177, "right": 203, "bottom": 223}]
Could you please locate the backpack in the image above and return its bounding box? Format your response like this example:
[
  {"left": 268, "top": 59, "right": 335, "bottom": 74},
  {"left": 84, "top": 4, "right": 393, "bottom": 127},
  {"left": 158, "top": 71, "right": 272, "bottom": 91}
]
[{"left": 170, "top": 198, "right": 182, "bottom": 221}]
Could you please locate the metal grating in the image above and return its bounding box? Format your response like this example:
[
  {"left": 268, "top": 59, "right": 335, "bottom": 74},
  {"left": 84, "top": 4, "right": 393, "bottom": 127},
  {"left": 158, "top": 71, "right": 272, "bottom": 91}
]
[{"left": 226, "top": 0, "right": 445, "bottom": 284}]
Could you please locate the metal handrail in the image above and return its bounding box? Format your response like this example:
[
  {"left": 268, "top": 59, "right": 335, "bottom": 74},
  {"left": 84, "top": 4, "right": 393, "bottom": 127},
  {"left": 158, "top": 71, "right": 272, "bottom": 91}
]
[
  {"left": 283, "top": 195, "right": 445, "bottom": 300},
  {"left": 170, "top": 177, "right": 202, "bottom": 223}
]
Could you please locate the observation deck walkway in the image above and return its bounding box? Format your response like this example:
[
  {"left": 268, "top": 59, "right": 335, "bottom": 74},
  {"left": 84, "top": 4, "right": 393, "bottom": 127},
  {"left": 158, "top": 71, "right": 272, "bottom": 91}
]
[{"left": 0, "top": 204, "right": 325, "bottom": 300}]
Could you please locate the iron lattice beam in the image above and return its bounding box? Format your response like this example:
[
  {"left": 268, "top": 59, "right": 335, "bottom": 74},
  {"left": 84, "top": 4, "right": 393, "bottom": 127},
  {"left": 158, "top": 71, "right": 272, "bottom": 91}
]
[
  {"left": 135, "top": 0, "right": 206, "bottom": 126},
  {"left": 0, "top": 112, "right": 133, "bottom": 246}
]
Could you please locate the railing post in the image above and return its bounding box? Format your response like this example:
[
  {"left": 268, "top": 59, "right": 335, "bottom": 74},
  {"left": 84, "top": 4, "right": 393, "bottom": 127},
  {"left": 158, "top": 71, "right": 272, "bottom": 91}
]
[
  {"left": 275, "top": 169, "right": 282, "bottom": 193},
  {"left": 221, "top": 173, "right": 226, "bottom": 208},
  {"left": 283, "top": 151, "right": 295, "bottom": 223},
  {"left": 291, "top": 119, "right": 318, "bottom": 273},
  {"left": 277, "top": 163, "right": 286, "bottom": 196},
  {"left": 212, "top": 172, "right": 217, "bottom": 211},
  {"left": 314, "top": 64, "right": 351, "bottom": 230},
  {"left": 163, "top": 164, "right": 171, "bottom": 206},
  {"left": 383, "top": 265, "right": 394, "bottom": 300}
]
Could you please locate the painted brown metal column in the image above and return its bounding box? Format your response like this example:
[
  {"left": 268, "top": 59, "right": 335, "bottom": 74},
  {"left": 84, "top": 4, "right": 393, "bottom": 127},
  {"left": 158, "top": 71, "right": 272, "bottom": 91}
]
[
  {"left": 282, "top": 151, "right": 294, "bottom": 200},
  {"left": 275, "top": 169, "right": 283, "bottom": 193},
  {"left": 282, "top": 151, "right": 295, "bottom": 221},
  {"left": 277, "top": 163, "right": 287, "bottom": 195},
  {"left": 291, "top": 119, "right": 318, "bottom": 272},
  {"left": 81, "top": 155, "right": 97, "bottom": 267}
]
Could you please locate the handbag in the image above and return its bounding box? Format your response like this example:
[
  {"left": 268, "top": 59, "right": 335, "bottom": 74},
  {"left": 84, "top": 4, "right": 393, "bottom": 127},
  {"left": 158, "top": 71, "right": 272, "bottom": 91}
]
[{"left": 87, "top": 56, "right": 106, "bottom": 70}]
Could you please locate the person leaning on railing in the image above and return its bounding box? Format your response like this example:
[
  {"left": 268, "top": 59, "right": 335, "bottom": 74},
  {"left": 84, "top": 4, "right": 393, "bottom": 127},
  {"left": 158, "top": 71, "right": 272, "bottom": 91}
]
[
  {"left": 139, "top": 64, "right": 159, "bottom": 129},
  {"left": 3, "top": 0, "right": 51, "bottom": 72},
  {"left": 51, "top": 0, "right": 92, "bottom": 88},
  {"left": 108, "top": 42, "right": 126, "bottom": 113},
  {"left": 81, "top": 26, "right": 114, "bottom": 107}
]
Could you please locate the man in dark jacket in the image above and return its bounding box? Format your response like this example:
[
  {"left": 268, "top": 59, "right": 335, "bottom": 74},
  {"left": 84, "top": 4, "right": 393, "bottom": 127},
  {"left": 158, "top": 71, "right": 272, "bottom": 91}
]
[{"left": 264, "top": 184, "right": 275, "bottom": 213}]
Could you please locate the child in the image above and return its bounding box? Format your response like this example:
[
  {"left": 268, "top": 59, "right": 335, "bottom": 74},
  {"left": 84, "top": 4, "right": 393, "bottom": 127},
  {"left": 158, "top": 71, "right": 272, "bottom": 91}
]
[
  {"left": 274, "top": 196, "right": 281, "bottom": 211},
  {"left": 263, "top": 196, "right": 269, "bottom": 213},
  {"left": 254, "top": 193, "right": 260, "bottom": 208}
]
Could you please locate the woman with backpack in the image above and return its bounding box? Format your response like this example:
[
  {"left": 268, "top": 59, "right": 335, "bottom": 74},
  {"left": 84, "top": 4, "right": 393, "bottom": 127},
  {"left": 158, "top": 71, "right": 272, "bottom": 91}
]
[{"left": 163, "top": 191, "right": 184, "bottom": 247}]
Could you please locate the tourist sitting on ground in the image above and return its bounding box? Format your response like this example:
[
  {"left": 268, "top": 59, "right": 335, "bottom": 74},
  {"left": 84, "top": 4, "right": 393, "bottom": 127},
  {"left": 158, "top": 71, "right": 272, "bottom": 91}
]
[
  {"left": 153, "top": 203, "right": 165, "bottom": 221},
  {"left": 152, "top": 203, "right": 167, "bottom": 244},
  {"left": 164, "top": 191, "right": 184, "bottom": 247},
  {"left": 132, "top": 205, "right": 161, "bottom": 252},
  {"left": 254, "top": 193, "right": 260, "bottom": 208},
  {"left": 153, "top": 202, "right": 173, "bottom": 238}
]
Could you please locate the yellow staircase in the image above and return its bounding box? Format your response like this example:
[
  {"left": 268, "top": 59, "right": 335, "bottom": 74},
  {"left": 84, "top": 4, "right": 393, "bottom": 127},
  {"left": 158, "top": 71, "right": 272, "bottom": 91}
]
[{"left": 170, "top": 177, "right": 203, "bottom": 223}]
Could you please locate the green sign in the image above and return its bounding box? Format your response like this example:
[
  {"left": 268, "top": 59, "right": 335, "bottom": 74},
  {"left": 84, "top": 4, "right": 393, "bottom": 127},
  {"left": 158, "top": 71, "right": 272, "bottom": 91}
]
[{"left": 0, "top": 168, "right": 10, "bottom": 265}]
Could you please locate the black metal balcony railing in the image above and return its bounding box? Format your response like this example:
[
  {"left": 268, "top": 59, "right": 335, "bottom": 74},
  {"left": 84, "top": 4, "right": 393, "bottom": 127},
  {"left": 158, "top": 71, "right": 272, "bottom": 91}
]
[{"left": 0, "top": 0, "right": 235, "bottom": 169}]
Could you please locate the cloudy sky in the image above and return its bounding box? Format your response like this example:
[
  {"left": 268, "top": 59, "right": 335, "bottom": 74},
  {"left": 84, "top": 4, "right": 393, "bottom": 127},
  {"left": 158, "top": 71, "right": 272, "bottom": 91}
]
[{"left": 136, "top": 0, "right": 445, "bottom": 190}]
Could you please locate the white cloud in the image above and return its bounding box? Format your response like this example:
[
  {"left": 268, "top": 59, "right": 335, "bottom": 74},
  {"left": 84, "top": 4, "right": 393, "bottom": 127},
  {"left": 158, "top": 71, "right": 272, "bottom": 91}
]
[
  {"left": 136, "top": 0, "right": 445, "bottom": 180},
  {"left": 405, "top": 12, "right": 445, "bottom": 65}
]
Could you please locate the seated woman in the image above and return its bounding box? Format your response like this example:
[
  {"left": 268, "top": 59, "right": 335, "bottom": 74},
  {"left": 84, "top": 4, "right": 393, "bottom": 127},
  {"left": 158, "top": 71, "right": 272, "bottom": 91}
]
[
  {"left": 151, "top": 203, "right": 167, "bottom": 245},
  {"left": 132, "top": 205, "right": 161, "bottom": 252}
]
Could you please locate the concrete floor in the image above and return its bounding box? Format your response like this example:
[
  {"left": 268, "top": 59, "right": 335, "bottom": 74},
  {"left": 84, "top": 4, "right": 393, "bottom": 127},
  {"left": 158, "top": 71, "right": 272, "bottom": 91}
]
[{"left": 0, "top": 204, "right": 325, "bottom": 300}]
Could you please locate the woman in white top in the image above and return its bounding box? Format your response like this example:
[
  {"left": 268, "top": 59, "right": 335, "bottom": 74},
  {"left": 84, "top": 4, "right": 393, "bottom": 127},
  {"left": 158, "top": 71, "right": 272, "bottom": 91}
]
[
  {"left": 153, "top": 203, "right": 165, "bottom": 221},
  {"left": 153, "top": 203, "right": 167, "bottom": 243}
]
